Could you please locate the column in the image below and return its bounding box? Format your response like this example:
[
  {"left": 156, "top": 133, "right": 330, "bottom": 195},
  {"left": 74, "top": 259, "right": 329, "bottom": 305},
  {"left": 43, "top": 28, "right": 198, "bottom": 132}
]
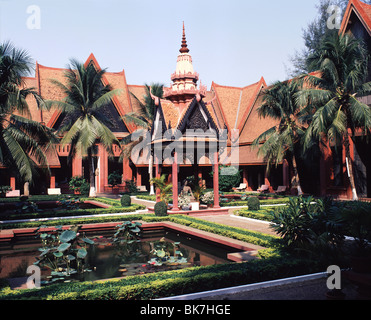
[
  {"left": 72, "top": 156, "right": 82, "bottom": 177},
  {"left": 171, "top": 151, "right": 179, "bottom": 211},
  {"left": 122, "top": 158, "right": 132, "bottom": 182},
  {"left": 98, "top": 145, "right": 108, "bottom": 193},
  {"left": 213, "top": 151, "right": 220, "bottom": 208},
  {"left": 10, "top": 177, "right": 16, "bottom": 191},
  {"left": 50, "top": 175, "right": 56, "bottom": 189}
]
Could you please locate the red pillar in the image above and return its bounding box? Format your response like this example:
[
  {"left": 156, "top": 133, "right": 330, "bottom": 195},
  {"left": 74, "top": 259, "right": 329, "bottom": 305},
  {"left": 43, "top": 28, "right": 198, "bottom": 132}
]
[
  {"left": 171, "top": 152, "right": 179, "bottom": 211},
  {"left": 98, "top": 145, "right": 108, "bottom": 193},
  {"left": 122, "top": 158, "right": 131, "bottom": 182},
  {"left": 50, "top": 175, "right": 56, "bottom": 189},
  {"left": 72, "top": 156, "right": 82, "bottom": 177},
  {"left": 10, "top": 177, "right": 16, "bottom": 190},
  {"left": 213, "top": 152, "right": 220, "bottom": 208}
]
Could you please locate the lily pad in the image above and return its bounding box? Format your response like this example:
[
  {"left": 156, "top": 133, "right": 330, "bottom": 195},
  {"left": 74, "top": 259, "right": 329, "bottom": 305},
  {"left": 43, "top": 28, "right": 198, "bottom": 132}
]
[
  {"left": 53, "top": 251, "right": 63, "bottom": 258},
  {"left": 82, "top": 237, "right": 95, "bottom": 245},
  {"left": 58, "top": 243, "right": 71, "bottom": 252},
  {"left": 59, "top": 230, "right": 77, "bottom": 243},
  {"left": 77, "top": 247, "right": 87, "bottom": 259}
]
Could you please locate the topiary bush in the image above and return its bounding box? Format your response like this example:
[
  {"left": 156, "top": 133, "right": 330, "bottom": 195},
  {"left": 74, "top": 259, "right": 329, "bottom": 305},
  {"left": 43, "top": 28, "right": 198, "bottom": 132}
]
[
  {"left": 120, "top": 194, "right": 131, "bottom": 207},
  {"left": 154, "top": 201, "right": 168, "bottom": 216},
  {"left": 247, "top": 196, "right": 260, "bottom": 211}
]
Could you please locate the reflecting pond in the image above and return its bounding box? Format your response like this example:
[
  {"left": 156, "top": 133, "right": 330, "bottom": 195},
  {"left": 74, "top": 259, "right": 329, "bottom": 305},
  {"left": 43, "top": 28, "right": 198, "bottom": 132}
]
[{"left": 0, "top": 228, "right": 235, "bottom": 285}]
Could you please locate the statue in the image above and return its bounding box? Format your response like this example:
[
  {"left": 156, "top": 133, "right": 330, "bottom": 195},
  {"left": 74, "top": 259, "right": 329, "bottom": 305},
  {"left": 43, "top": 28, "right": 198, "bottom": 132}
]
[{"left": 180, "top": 180, "right": 195, "bottom": 201}]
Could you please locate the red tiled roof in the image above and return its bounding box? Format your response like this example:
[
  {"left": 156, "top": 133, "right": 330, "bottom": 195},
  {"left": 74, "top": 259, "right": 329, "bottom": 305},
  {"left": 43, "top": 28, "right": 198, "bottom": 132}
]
[
  {"left": 28, "top": 54, "right": 134, "bottom": 134},
  {"left": 340, "top": 0, "right": 371, "bottom": 35},
  {"left": 238, "top": 92, "right": 278, "bottom": 144},
  {"left": 211, "top": 78, "right": 265, "bottom": 132}
]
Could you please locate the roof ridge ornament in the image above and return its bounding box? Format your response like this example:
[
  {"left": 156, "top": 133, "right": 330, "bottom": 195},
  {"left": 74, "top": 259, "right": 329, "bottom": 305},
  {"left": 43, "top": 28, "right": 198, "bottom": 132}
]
[{"left": 179, "top": 22, "right": 190, "bottom": 54}]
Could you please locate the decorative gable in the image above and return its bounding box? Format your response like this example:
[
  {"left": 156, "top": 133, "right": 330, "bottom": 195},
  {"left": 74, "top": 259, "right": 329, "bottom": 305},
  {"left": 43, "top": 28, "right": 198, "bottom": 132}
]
[{"left": 177, "top": 97, "right": 219, "bottom": 135}]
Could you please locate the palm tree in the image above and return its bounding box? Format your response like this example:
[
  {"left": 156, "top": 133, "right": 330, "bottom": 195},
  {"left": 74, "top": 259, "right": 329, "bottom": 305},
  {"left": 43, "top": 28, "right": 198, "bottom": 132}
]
[
  {"left": 121, "top": 83, "right": 163, "bottom": 195},
  {"left": 150, "top": 174, "right": 172, "bottom": 205},
  {"left": 252, "top": 80, "right": 305, "bottom": 195},
  {"left": 0, "top": 41, "right": 56, "bottom": 185},
  {"left": 297, "top": 32, "right": 371, "bottom": 200},
  {"left": 47, "top": 59, "right": 121, "bottom": 197}
]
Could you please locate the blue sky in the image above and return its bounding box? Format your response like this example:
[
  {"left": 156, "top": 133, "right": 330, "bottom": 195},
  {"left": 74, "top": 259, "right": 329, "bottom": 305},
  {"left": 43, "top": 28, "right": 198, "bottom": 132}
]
[{"left": 0, "top": 0, "right": 320, "bottom": 88}]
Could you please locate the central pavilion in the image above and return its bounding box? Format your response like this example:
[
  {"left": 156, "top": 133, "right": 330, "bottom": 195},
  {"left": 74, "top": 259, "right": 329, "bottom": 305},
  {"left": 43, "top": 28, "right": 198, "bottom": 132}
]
[{"left": 147, "top": 23, "right": 230, "bottom": 214}]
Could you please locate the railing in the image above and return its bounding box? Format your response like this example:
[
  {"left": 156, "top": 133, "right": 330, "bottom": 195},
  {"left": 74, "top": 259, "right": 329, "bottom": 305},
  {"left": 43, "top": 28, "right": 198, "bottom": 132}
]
[{"left": 56, "top": 144, "right": 70, "bottom": 156}]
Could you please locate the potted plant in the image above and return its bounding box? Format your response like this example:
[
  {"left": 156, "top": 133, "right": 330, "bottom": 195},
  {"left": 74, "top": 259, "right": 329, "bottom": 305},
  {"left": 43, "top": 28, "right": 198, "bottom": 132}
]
[
  {"left": 0, "top": 185, "right": 11, "bottom": 198},
  {"left": 150, "top": 174, "right": 172, "bottom": 206},
  {"left": 201, "top": 191, "right": 214, "bottom": 208},
  {"left": 69, "top": 176, "right": 89, "bottom": 195},
  {"left": 108, "top": 171, "right": 122, "bottom": 194},
  {"left": 179, "top": 195, "right": 191, "bottom": 210}
]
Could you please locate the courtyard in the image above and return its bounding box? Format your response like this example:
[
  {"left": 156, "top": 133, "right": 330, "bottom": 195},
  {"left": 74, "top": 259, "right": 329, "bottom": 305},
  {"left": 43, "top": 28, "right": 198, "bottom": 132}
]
[{"left": 0, "top": 0, "right": 371, "bottom": 307}]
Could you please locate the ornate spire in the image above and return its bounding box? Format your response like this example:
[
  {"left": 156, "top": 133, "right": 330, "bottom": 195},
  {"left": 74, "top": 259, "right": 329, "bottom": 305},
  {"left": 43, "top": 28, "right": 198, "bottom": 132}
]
[{"left": 179, "top": 22, "right": 189, "bottom": 54}]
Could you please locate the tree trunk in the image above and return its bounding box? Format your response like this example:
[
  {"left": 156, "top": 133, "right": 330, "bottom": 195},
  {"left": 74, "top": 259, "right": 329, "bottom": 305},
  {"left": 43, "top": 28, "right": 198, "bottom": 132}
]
[
  {"left": 292, "top": 155, "right": 303, "bottom": 195},
  {"left": 88, "top": 149, "right": 96, "bottom": 197},
  {"left": 149, "top": 154, "right": 155, "bottom": 195},
  {"left": 344, "top": 130, "right": 358, "bottom": 201}
]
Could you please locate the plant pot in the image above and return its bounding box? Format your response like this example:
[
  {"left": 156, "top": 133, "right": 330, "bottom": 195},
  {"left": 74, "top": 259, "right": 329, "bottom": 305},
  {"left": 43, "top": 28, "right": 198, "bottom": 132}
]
[
  {"left": 112, "top": 187, "right": 119, "bottom": 194},
  {"left": 74, "top": 190, "right": 81, "bottom": 195},
  {"left": 190, "top": 202, "right": 199, "bottom": 211}
]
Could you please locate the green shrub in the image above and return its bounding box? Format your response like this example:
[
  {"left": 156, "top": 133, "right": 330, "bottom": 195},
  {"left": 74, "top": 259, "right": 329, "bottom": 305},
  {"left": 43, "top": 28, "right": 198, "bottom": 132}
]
[
  {"left": 212, "top": 165, "right": 241, "bottom": 192},
  {"left": 247, "top": 196, "right": 260, "bottom": 210},
  {"left": 69, "top": 176, "right": 89, "bottom": 195},
  {"left": 120, "top": 194, "right": 131, "bottom": 207},
  {"left": 154, "top": 201, "right": 168, "bottom": 216},
  {"left": 108, "top": 171, "right": 122, "bottom": 186},
  {"left": 0, "top": 255, "right": 324, "bottom": 300}
]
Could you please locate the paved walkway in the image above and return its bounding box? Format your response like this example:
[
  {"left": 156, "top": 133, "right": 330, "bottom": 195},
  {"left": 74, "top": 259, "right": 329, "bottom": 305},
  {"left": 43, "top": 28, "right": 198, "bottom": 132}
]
[{"left": 127, "top": 195, "right": 279, "bottom": 237}]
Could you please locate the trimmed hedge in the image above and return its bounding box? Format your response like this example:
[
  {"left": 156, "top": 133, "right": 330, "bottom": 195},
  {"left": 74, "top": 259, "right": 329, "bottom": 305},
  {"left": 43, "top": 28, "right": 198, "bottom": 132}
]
[
  {"left": 0, "top": 213, "right": 172, "bottom": 230},
  {"left": 235, "top": 208, "right": 276, "bottom": 222},
  {"left": 0, "top": 255, "right": 324, "bottom": 300},
  {"left": 0, "top": 204, "right": 146, "bottom": 223},
  {"left": 221, "top": 198, "right": 290, "bottom": 207},
  {"left": 168, "top": 215, "right": 278, "bottom": 248}
]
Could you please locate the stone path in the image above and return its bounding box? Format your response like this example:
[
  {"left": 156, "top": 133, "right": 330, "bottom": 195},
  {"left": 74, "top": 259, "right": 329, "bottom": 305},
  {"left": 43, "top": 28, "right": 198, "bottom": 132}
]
[{"left": 129, "top": 195, "right": 279, "bottom": 237}]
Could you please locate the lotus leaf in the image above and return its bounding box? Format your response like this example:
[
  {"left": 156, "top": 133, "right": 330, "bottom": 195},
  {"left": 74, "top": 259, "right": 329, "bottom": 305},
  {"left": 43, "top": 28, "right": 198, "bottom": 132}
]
[
  {"left": 53, "top": 251, "right": 63, "bottom": 258},
  {"left": 59, "top": 230, "right": 77, "bottom": 243},
  {"left": 77, "top": 247, "right": 87, "bottom": 259},
  {"left": 58, "top": 243, "right": 71, "bottom": 252}
]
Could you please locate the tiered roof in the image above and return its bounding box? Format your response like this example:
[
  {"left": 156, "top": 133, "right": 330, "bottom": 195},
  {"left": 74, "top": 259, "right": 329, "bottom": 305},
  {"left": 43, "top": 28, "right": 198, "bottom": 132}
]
[{"left": 16, "top": 1, "right": 370, "bottom": 168}]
